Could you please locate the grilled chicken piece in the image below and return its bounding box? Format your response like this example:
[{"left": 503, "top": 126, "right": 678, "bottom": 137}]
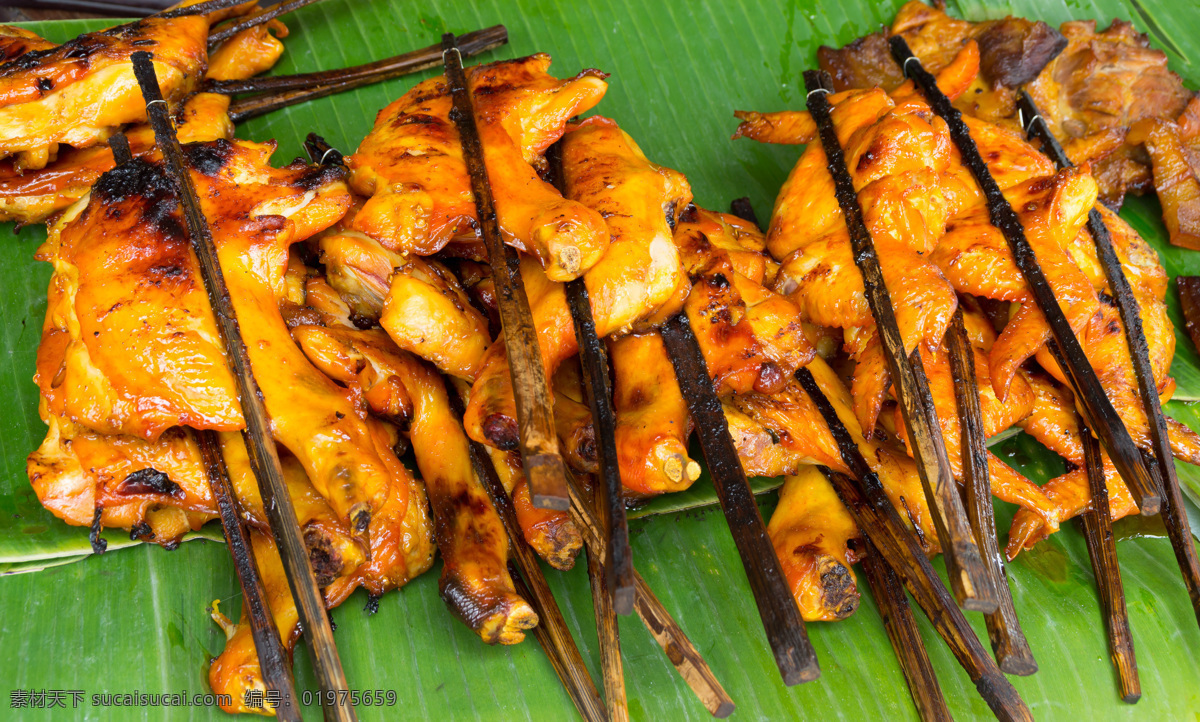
[
  {"left": 32, "top": 139, "right": 403, "bottom": 543},
  {"left": 0, "top": 14, "right": 215, "bottom": 170},
  {"left": 0, "top": 25, "right": 56, "bottom": 62},
  {"left": 749, "top": 49, "right": 976, "bottom": 433},
  {"left": 346, "top": 55, "right": 609, "bottom": 281},
  {"left": 1026, "top": 19, "right": 1194, "bottom": 207},
  {"left": 676, "top": 208, "right": 814, "bottom": 397},
  {"left": 293, "top": 324, "right": 539, "bottom": 643},
  {"left": 486, "top": 447, "right": 582, "bottom": 571},
  {"left": 1128, "top": 116, "right": 1200, "bottom": 250},
  {"left": 552, "top": 361, "right": 599, "bottom": 475},
  {"left": 27, "top": 412, "right": 215, "bottom": 546},
  {"left": 933, "top": 167, "right": 1100, "bottom": 397},
  {"left": 0, "top": 19, "right": 286, "bottom": 225},
  {"left": 219, "top": 432, "right": 368, "bottom": 586},
  {"left": 463, "top": 116, "right": 690, "bottom": 449},
  {"left": 816, "top": 1, "right": 1065, "bottom": 125},
  {"left": 609, "top": 332, "right": 699, "bottom": 496},
  {"left": 768, "top": 466, "right": 863, "bottom": 622},
  {"left": 890, "top": 340, "right": 1059, "bottom": 531}
]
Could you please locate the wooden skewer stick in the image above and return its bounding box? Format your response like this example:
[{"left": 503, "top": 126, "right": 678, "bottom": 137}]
[
  {"left": 543, "top": 139, "right": 635, "bottom": 614},
  {"left": 156, "top": 0, "right": 250, "bottom": 19},
  {"left": 130, "top": 52, "right": 356, "bottom": 722},
  {"left": 1078, "top": 413, "right": 1141, "bottom": 703},
  {"left": 442, "top": 33, "right": 571, "bottom": 511},
  {"left": 803, "top": 69, "right": 997, "bottom": 613},
  {"left": 1017, "top": 91, "right": 1200, "bottom": 629},
  {"left": 585, "top": 478, "right": 629, "bottom": 722},
  {"left": 945, "top": 308, "right": 1038, "bottom": 675},
  {"left": 795, "top": 369, "right": 1030, "bottom": 721},
  {"left": 563, "top": 469, "right": 734, "bottom": 718},
  {"left": 446, "top": 382, "right": 606, "bottom": 722},
  {"left": 112, "top": 138, "right": 302, "bottom": 710},
  {"left": 197, "top": 431, "right": 302, "bottom": 722},
  {"left": 207, "top": 0, "right": 324, "bottom": 48},
  {"left": 224, "top": 26, "right": 509, "bottom": 122},
  {"left": 888, "top": 37, "right": 1161, "bottom": 516},
  {"left": 660, "top": 313, "right": 819, "bottom": 686},
  {"left": 858, "top": 539, "right": 952, "bottom": 722},
  {"left": 212, "top": 25, "right": 507, "bottom": 95}
]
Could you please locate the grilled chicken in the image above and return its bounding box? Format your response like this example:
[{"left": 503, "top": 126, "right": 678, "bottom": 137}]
[
  {"left": 346, "top": 55, "right": 609, "bottom": 281},
  {"left": 0, "top": 19, "right": 287, "bottom": 225},
  {"left": 293, "top": 324, "right": 541, "bottom": 644},
  {"left": 817, "top": 1, "right": 1065, "bottom": 125},
  {"left": 31, "top": 138, "right": 401, "bottom": 544},
  {"left": 464, "top": 116, "right": 691, "bottom": 449}
]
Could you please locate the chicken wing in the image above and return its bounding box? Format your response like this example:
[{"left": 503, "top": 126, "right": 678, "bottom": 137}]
[{"left": 346, "top": 55, "right": 609, "bottom": 280}]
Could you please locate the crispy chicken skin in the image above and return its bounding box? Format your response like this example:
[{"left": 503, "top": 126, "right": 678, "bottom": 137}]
[
  {"left": 486, "top": 447, "right": 582, "bottom": 571},
  {"left": 294, "top": 325, "right": 538, "bottom": 644},
  {"left": 32, "top": 139, "right": 402, "bottom": 541},
  {"left": 768, "top": 466, "right": 862, "bottom": 622},
  {"left": 1128, "top": 116, "right": 1200, "bottom": 250},
  {"left": 27, "top": 412, "right": 215, "bottom": 545},
  {"left": 746, "top": 47, "right": 977, "bottom": 432},
  {"left": 346, "top": 55, "right": 609, "bottom": 281},
  {"left": 464, "top": 116, "right": 690, "bottom": 449},
  {"left": 609, "top": 332, "right": 699, "bottom": 496},
  {"left": 0, "top": 16, "right": 210, "bottom": 170},
  {"left": 0, "top": 20, "right": 287, "bottom": 225}
]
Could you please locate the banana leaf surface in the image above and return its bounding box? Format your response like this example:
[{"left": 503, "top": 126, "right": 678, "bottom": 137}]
[{"left": 2, "top": 0, "right": 1200, "bottom": 719}]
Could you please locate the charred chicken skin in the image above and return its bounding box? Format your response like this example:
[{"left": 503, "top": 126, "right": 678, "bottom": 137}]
[{"left": 31, "top": 138, "right": 403, "bottom": 544}]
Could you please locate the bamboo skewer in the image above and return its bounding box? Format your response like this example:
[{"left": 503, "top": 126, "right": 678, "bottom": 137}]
[
  {"left": 130, "top": 52, "right": 356, "bottom": 722},
  {"left": 207, "top": 0, "right": 323, "bottom": 48},
  {"left": 585, "top": 478, "right": 629, "bottom": 722},
  {"left": 545, "top": 139, "right": 635, "bottom": 615},
  {"left": 795, "top": 369, "right": 1031, "bottom": 722},
  {"left": 945, "top": 309, "right": 1038, "bottom": 675},
  {"left": 447, "top": 382, "right": 606, "bottom": 722},
  {"left": 442, "top": 32, "right": 571, "bottom": 511},
  {"left": 198, "top": 430, "right": 302, "bottom": 722},
  {"left": 223, "top": 26, "right": 508, "bottom": 122},
  {"left": 858, "top": 540, "right": 952, "bottom": 722},
  {"left": 660, "top": 313, "right": 820, "bottom": 686},
  {"left": 887, "top": 38, "right": 1161, "bottom": 517},
  {"left": 563, "top": 469, "right": 735, "bottom": 718},
  {"left": 1017, "top": 91, "right": 1200, "bottom": 630},
  {"left": 1078, "top": 414, "right": 1141, "bottom": 703},
  {"left": 212, "top": 25, "right": 507, "bottom": 95},
  {"left": 803, "top": 69, "right": 997, "bottom": 613},
  {"left": 156, "top": 0, "right": 250, "bottom": 19}
]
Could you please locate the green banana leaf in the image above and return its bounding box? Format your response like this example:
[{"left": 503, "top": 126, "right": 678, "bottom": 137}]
[{"left": 2, "top": 0, "right": 1200, "bottom": 719}]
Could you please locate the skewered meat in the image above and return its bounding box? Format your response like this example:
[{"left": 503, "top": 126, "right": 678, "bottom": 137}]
[
  {"left": 609, "top": 332, "right": 699, "bottom": 496},
  {"left": 0, "top": 19, "right": 288, "bottom": 225},
  {"left": 768, "top": 466, "right": 862, "bottom": 622},
  {"left": 1025, "top": 19, "right": 1193, "bottom": 206},
  {"left": 816, "top": 1, "right": 1065, "bottom": 124},
  {"left": 0, "top": 14, "right": 215, "bottom": 170},
  {"left": 552, "top": 361, "right": 599, "bottom": 475},
  {"left": 31, "top": 139, "right": 398, "bottom": 543},
  {"left": 464, "top": 116, "right": 690, "bottom": 449},
  {"left": 293, "top": 324, "right": 540, "bottom": 644},
  {"left": 346, "top": 55, "right": 609, "bottom": 281},
  {"left": 27, "top": 413, "right": 215, "bottom": 545}
]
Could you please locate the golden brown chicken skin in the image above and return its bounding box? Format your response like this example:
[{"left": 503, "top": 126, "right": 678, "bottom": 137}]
[
  {"left": 33, "top": 139, "right": 398, "bottom": 544},
  {"left": 346, "top": 55, "right": 609, "bottom": 281},
  {"left": 768, "top": 466, "right": 863, "bottom": 622},
  {"left": 293, "top": 325, "right": 537, "bottom": 644},
  {"left": 464, "top": 116, "right": 690, "bottom": 449},
  {"left": 0, "top": 20, "right": 286, "bottom": 226},
  {"left": 27, "top": 412, "right": 215, "bottom": 546},
  {"left": 609, "top": 332, "right": 700, "bottom": 497},
  {"left": 486, "top": 447, "right": 582, "bottom": 571},
  {"left": 0, "top": 15, "right": 210, "bottom": 170}
]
